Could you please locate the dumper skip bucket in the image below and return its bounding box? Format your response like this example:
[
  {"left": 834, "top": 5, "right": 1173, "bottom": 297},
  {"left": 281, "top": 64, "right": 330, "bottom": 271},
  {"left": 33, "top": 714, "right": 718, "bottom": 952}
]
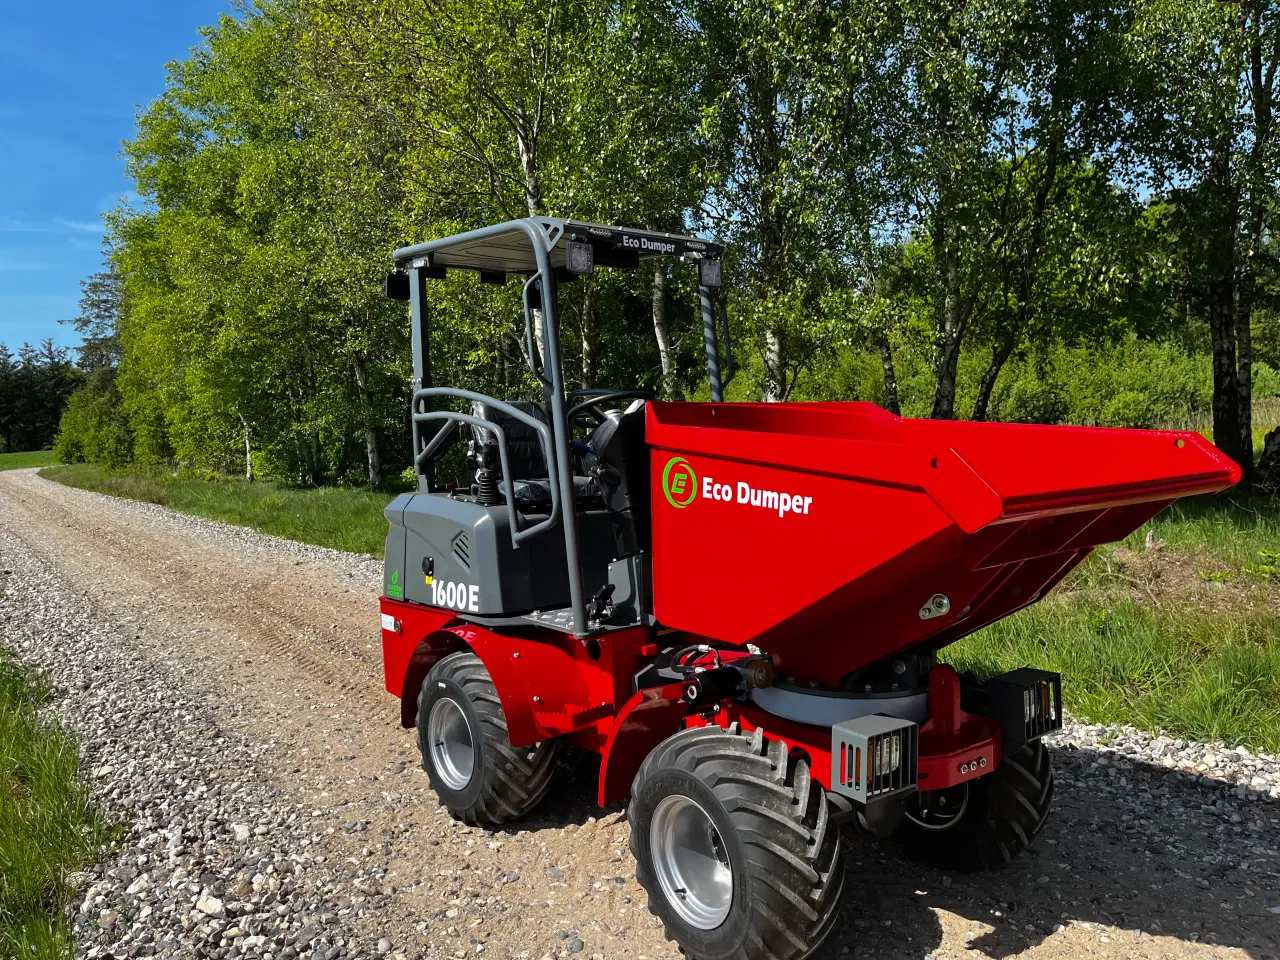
[{"left": 647, "top": 402, "right": 1241, "bottom": 686}]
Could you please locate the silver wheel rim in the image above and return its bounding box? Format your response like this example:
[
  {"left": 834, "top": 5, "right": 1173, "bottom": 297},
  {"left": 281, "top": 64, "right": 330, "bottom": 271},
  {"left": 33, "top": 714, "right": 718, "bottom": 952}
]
[
  {"left": 427, "top": 696, "right": 475, "bottom": 791},
  {"left": 649, "top": 795, "right": 733, "bottom": 930},
  {"left": 905, "top": 782, "right": 970, "bottom": 831}
]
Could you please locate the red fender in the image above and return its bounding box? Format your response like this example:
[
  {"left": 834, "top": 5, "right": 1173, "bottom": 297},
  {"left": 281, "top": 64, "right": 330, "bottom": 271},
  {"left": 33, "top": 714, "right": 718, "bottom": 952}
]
[
  {"left": 597, "top": 683, "right": 689, "bottom": 806},
  {"left": 384, "top": 599, "right": 649, "bottom": 755},
  {"left": 380, "top": 597, "right": 460, "bottom": 727}
]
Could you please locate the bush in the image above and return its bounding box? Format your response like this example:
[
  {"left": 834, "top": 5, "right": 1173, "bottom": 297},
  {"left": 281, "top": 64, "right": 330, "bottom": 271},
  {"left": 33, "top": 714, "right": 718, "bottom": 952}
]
[
  {"left": 53, "top": 379, "right": 133, "bottom": 468},
  {"left": 1253, "top": 361, "right": 1280, "bottom": 399},
  {"left": 1101, "top": 389, "right": 1155, "bottom": 429},
  {"left": 990, "top": 340, "right": 1211, "bottom": 428},
  {"left": 997, "top": 375, "right": 1070, "bottom": 424}
]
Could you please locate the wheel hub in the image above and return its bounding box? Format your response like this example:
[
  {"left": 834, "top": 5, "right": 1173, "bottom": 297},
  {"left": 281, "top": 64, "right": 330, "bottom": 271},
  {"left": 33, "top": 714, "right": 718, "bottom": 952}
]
[
  {"left": 649, "top": 795, "right": 733, "bottom": 930},
  {"left": 904, "top": 782, "right": 969, "bottom": 831},
  {"left": 427, "top": 696, "right": 475, "bottom": 791}
]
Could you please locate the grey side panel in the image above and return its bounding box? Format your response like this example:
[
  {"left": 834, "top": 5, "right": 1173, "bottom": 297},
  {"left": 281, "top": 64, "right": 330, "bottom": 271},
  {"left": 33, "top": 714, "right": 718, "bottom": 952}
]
[
  {"left": 383, "top": 493, "right": 412, "bottom": 599},
  {"left": 400, "top": 492, "right": 618, "bottom": 617},
  {"left": 607, "top": 553, "right": 653, "bottom": 624}
]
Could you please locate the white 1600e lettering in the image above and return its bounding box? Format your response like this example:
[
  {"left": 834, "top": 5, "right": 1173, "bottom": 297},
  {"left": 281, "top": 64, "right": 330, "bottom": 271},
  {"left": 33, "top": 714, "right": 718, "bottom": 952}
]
[{"left": 432, "top": 579, "right": 480, "bottom": 612}]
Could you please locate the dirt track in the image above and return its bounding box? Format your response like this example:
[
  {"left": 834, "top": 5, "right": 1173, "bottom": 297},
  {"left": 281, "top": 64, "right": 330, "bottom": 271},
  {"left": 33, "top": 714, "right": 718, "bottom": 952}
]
[{"left": 1, "top": 466, "right": 1278, "bottom": 960}]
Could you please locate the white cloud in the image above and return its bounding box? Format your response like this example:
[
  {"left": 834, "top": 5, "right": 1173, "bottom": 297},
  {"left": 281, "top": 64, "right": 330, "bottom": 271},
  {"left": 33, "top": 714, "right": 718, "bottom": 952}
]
[{"left": 0, "top": 214, "right": 104, "bottom": 236}]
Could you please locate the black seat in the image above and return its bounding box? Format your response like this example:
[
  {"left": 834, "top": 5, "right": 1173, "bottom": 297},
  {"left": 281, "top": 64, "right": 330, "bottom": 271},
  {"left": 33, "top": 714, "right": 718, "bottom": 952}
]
[
  {"left": 470, "top": 400, "right": 549, "bottom": 479},
  {"left": 469, "top": 401, "right": 600, "bottom": 510},
  {"left": 586, "top": 404, "right": 651, "bottom": 557}
]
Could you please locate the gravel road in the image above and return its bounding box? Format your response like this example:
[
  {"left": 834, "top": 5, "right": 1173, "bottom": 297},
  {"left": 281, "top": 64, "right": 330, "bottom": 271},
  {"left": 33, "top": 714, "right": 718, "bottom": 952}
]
[{"left": 1, "top": 467, "right": 1278, "bottom": 960}]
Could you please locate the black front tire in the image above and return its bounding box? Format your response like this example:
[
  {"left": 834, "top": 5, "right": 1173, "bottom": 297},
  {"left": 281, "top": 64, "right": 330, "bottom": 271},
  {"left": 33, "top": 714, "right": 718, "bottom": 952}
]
[
  {"left": 628, "top": 724, "right": 843, "bottom": 960},
  {"left": 896, "top": 738, "right": 1054, "bottom": 871},
  {"left": 416, "top": 650, "right": 560, "bottom": 825}
]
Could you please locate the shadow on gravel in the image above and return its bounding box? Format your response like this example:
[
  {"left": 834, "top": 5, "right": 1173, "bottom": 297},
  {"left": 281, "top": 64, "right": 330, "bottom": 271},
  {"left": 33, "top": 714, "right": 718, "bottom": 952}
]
[
  {"left": 499, "top": 741, "right": 1280, "bottom": 959},
  {"left": 815, "top": 742, "right": 1280, "bottom": 960},
  {"left": 499, "top": 747, "right": 628, "bottom": 832}
]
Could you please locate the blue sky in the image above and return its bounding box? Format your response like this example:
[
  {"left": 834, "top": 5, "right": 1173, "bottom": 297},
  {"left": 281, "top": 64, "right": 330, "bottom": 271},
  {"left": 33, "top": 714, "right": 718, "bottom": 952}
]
[{"left": 0, "top": 1, "right": 231, "bottom": 353}]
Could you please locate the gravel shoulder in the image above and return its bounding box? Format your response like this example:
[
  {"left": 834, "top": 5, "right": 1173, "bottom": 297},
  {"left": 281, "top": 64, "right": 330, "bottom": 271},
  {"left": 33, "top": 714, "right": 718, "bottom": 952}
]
[{"left": 0, "top": 467, "right": 1278, "bottom": 960}]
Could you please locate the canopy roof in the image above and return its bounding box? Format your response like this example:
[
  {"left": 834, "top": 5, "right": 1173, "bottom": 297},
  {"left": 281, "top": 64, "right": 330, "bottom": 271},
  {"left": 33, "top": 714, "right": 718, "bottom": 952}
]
[{"left": 392, "top": 217, "right": 722, "bottom": 274}]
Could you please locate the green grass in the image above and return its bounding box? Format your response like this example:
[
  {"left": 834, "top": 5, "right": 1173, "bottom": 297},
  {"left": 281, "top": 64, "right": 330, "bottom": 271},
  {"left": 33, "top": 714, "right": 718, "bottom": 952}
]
[
  {"left": 0, "top": 450, "right": 57, "bottom": 471},
  {"left": 1121, "top": 486, "right": 1280, "bottom": 567},
  {"left": 41, "top": 463, "right": 395, "bottom": 557},
  {"left": 947, "top": 587, "right": 1280, "bottom": 752},
  {"left": 0, "top": 650, "right": 114, "bottom": 957}
]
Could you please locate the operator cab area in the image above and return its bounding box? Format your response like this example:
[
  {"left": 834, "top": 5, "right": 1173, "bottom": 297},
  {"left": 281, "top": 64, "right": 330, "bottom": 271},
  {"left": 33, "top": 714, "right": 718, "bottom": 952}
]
[{"left": 381, "top": 218, "right": 731, "bottom": 636}]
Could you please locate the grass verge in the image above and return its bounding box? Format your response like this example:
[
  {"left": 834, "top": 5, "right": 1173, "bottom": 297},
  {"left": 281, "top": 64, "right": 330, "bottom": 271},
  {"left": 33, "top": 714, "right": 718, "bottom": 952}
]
[
  {"left": 947, "top": 583, "right": 1280, "bottom": 752},
  {"left": 0, "top": 451, "right": 57, "bottom": 471},
  {"left": 39, "top": 464, "right": 1280, "bottom": 751},
  {"left": 0, "top": 650, "right": 114, "bottom": 957},
  {"left": 41, "top": 464, "right": 394, "bottom": 557}
]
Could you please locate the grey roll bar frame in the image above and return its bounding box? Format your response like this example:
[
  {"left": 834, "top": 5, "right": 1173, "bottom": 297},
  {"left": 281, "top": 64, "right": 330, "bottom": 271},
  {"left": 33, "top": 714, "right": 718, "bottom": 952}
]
[
  {"left": 411, "top": 389, "right": 561, "bottom": 548},
  {"left": 392, "top": 217, "right": 726, "bottom": 637}
]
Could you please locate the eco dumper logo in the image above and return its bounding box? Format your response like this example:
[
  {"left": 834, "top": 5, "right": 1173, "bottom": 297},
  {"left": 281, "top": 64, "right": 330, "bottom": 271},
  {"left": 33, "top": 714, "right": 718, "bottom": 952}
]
[
  {"left": 662, "top": 456, "right": 698, "bottom": 508},
  {"left": 661, "top": 455, "right": 815, "bottom": 518}
]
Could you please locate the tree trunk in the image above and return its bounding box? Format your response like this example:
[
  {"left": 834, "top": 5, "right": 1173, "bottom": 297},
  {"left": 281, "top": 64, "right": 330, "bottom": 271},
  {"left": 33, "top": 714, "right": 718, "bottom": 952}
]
[
  {"left": 237, "top": 414, "right": 252, "bottom": 481},
  {"left": 1236, "top": 20, "right": 1271, "bottom": 477},
  {"left": 1210, "top": 275, "right": 1242, "bottom": 466},
  {"left": 931, "top": 219, "right": 963, "bottom": 419},
  {"left": 310, "top": 429, "right": 323, "bottom": 486},
  {"left": 972, "top": 339, "right": 1015, "bottom": 422},
  {"left": 763, "top": 329, "right": 786, "bottom": 402},
  {"left": 580, "top": 280, "right": 596, "bottom": 389},
  {"left": 351, "top": 353, "right": 382, "bottom": 491},
  {"left": 513, "top": 121, "right": 546, "bottom": 374},
  {"left": 651, "top": 263, "right": 682, "bottom": 400},
  {"left": 873, "top": 332, "right": 900, "bottom": 415},
  {"left": 1206, "top": 136, "right": 1246, "bottom": 469},
  {"left": 1237, "top": 230, "right": 1258, "bottom": 474},
  {"left": 977, "top": 134, "right": 1058, "bottom": 426}
]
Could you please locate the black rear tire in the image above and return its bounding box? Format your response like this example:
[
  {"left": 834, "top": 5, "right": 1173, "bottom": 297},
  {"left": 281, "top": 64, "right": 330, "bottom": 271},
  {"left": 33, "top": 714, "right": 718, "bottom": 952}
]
[
  {"left": 896, "top": 739, "right": 1054, "bottom": 871},
  {"left": 416, "top": 650, "right": 560, "bottom": 825},
  {"left": 628, "top": 724, "right": 843, "bottom": 960}
]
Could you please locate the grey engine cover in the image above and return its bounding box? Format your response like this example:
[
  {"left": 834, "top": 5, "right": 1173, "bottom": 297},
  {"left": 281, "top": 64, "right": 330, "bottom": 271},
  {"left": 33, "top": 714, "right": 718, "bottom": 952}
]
[{"left": 383, "top": 492, "right": 613, "bottom": 616}]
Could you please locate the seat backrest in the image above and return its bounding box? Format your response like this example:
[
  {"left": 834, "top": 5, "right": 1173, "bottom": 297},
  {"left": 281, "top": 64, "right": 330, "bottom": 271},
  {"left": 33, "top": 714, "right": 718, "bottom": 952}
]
[
  {"left": 469, "top": 400, "right": 549, "bottom": 480},
  {"left": 587, "top": 405, "right": 651, "bottom": 556}
]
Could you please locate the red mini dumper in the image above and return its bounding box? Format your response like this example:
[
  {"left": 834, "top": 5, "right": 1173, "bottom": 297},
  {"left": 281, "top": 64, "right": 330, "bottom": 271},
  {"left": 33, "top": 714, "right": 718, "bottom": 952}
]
[{"left": 377, "top": 219, "right": 1241, "bottom": 960}]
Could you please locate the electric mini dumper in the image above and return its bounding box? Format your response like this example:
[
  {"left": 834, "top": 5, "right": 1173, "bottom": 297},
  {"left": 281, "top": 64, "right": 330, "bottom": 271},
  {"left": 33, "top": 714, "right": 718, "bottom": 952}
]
[{"left": 378, "top": 218, "right": 1241, "bottom": 960}]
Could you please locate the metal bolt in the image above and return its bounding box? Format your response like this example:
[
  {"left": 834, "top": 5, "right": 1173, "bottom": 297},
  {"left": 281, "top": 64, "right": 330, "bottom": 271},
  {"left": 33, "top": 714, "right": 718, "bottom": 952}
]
[
  {"left": 686, "top": 685, "right": 699, "bottom": 699},
  {"left": 533, "top": 696, "right": 542, "bottom": 703},
  {"left": 959, "top": 763, "right": 969, "bottom": 774},
  {"left": 512, "top": 652, "right": 521, "bottom": 659},
  {"left": 979, "top": 757, "right": 988, "bottom": 768}
]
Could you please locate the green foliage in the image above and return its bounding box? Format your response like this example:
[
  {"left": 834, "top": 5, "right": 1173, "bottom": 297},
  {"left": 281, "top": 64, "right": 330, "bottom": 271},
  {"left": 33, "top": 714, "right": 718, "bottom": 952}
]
[
  {"left": 54, "top": 376, "right": 134, "bottom": 469},
  {"left": 0, "top": 651, "right": 115, "bottom": 957},
  {"left": 1244, "top": 548, "right": 1280, "bottom": 580},
  {"left": 0, "top": 341, "right": 81, "bottom": 455},
  {"left": 46, "top": 0, "right": 1278, "bottom": 489}
]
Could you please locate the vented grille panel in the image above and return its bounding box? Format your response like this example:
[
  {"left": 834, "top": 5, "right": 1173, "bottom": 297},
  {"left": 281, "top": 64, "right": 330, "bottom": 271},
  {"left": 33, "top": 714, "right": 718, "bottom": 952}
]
[
  {"left": 831, "top": 715, "right": 918, "bottom": 804},
  {"left": 451, "top": 532, "right": 471, "bottom": 570},
  {"left": 985, "top": 668, "right": 1063, "bottom": 751}
]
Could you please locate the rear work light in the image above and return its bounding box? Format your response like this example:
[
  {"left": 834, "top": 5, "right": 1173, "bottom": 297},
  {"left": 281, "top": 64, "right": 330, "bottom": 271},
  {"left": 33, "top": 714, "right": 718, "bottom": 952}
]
[
  {"left": 831, "top": 714, "right": 918, "bottom": 804},
  {"left": 970, "top": 668, "right": 1063, "bottom": 752}
]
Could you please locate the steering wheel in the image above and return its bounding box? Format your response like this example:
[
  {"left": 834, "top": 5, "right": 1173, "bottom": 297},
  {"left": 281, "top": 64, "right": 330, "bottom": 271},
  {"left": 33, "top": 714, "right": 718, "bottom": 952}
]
[{"left": 566, "top": 390, "right": 654, "bottom": 429}]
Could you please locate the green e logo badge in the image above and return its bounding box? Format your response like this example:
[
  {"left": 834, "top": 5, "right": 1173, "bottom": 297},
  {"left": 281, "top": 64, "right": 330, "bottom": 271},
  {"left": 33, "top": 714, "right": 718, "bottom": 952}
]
[{"left": 662, "top": 456, "right": 698, "bottom": 508}]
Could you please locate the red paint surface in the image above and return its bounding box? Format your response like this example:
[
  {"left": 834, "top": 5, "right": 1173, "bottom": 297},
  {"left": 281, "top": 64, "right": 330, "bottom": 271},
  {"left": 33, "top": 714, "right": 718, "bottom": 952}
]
[{"left": 648, "top": 401, "right": 1240, "bottom": 684}]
